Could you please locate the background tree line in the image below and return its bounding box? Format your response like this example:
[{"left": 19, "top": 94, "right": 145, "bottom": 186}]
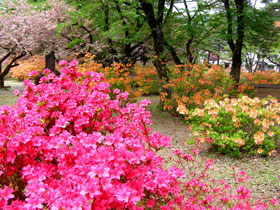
[{"left": 0, "top": 0, "right": 279, "bottom": 89}]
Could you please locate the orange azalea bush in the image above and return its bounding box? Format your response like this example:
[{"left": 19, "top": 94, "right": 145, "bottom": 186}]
[
  {"left": 241, "top": 71, "right": 280, "bottom": 84},
  {"left": 79, "top": 53, "right": 140, "bottom": 100},
  {"left": 11, "top": 55, "right": 45, "bottom": 80},
  {"left": 161, "top": 64, "right": 255, "bottom": 112},
  {"left": 133, "top": 63, "right": 161, "bottom": 95},
  {"left": 182, "top": 95, "right": 280, "bottom": 157}
]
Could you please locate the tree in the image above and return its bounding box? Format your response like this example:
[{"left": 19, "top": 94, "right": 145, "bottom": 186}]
[
  {"left": 221, "top": 0, "right": 246, "bottom": 83},
  {"left": 0, "top": 0, "right": 37, "bottom": 88},
  {"left": 259, "top": 3, "right": 280, "bottom": 67},
  {"left": 242, "top": 3, "right": 278, "bottom": 72},
  {"left": 171, "top": 0, "right": 220, "bottom": 64},
  {"left": 0, "top": 0, "right": 79, "bottom": 88},
  {"left": 138, "top": 0, "right": 181, "bottom": 103},
  {"left": 63, "top": 0, "right": 151, "bottom": 66}
]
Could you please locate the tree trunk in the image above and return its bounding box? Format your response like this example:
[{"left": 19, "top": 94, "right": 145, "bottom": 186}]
[
  {"left": 45, "top": 51, "right": 56, "bottom": 73},
  {"left": 0, "top": 51, "right": 26, "bottom": 88},
  {"left": 217, "top": 44, "right": 221, "bottom": 65},
  {"left": 0, "top": 76, "right": 4, "bottom": 89},
  {"left": 260, "top": 60, "right": 265, "bottom": 71},
  {"left": 186, "top": 37, "right": 194, "bottom": 64},
  {"left": 139, "top": 0, "right": 172, "bottom": 106},
  {"left": 223, "top": 0, "right": 245, "bottom": 84},
  {"left": 35, "top": 51, "right": 57, "bottom": 85},
  {"left": 230, "top": 53, "right": 242, "bottom": 83},
  {"left": 207, "top": 51, "right": 211, "bottom": 62}
]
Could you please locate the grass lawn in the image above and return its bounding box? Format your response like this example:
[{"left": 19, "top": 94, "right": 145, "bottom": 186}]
[{"left": 0, "top": 80, "right": 25, "bottom": 106}]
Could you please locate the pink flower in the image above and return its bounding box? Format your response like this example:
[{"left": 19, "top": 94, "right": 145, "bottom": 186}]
[
  {"left": 139, "top": 99, "right": 151, "bottom": 107},
  {"left": 0, "top": 186, "right": 14, "bottom": 201},
  {"left": 13, "top": 89, "right": 20, "bottom": 96},
  {"left": 68, "top": 59, "right": 78, "bottom": 67},
  {"left": 59, "top": 60, "right": 68, "bottom": 67},
  {"left": 113, "top": 89, "right": 120, "bottom": 94},
  {"left": 270, "top": 198, "right": 278, "bottom": 205},
  {"left": 0, "top": 59, "right": 271, "bottom": 209},
  {"left": 205, "top": 159, "right": 214, "bottom": 169},
  {"left": 237, "top": 171, "right": 250, "bottom": 181},
  {"left": 28, "top": 71, "right": 39, "bottom": 77},
  {"left": 116, "top": 91, "right": 129, "bottom": 100},
  {"left": 192, "top": 148, "right": 198, "bottom": 155},
  {"left": 172, "top": 149, "right": 183, "bottom": 157},
  {"left": 43, "top": 68, "right": 51, "bottom": 75},
  {"left": 182, "top": 153, "right": 194, "bottom": 161}
]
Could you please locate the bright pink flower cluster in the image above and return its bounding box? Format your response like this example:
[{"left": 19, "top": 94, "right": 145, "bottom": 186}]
[{"left": 0, "top": 60, "right": 277, "bottom": 209}]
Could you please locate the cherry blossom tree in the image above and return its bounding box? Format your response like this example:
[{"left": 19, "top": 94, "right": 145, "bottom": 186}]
[
  {"left": 0, "top": 0, "right": 96, "bottom": 88},
  {"left": 0, "top": 0, "right": 36, "bottom": 88}
]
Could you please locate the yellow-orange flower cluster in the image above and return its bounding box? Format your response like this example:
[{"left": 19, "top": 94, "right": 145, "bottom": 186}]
[
  {"left": 186, "top": 95, "right": 280, "bottom": 156},
  {"left": 11, "top": 55, "right": 45, "bottom": 80}
]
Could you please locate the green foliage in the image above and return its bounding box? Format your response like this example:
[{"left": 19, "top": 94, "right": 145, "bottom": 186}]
[{"left": 27, "top": 0, "right": 49, "bottom": 10}]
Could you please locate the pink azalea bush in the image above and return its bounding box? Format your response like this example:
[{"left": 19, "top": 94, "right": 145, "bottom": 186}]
[{"left": 0, "top": 60, "right": 277, "bottom": 209}]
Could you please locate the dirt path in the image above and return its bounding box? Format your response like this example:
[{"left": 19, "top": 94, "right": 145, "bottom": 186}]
[{"left": 139, "top": 96, "right": 192, "bottom": 149}]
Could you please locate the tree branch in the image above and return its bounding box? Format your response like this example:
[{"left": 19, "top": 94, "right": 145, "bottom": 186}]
[
  {"left": 164, "top": 0, "right": 174, "bottom": 24},
  {"left": 223, "top": 0, "right": 236, "bottom": 52},
  {"left": 0, "top": 50, "right": 12, "bottom": 64},
  {"left": 1, "top": 51, "right": 26, "bottom": 77},
  {"left": 266, "top": 56, "right": 280, "bottom": 66},
  {"left": 163, "top": 38, "right": 183, "bottom": 65},
  {"left": 157, "top": 0, "right": 166, "bottom": 24},
  {"left": 183, "top": 0, "right": 192, "bottom": 20},
  {"left": 235, "top": 0, "right": 245, "bottom": 55}
]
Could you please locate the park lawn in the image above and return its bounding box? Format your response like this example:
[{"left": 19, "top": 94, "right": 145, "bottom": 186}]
[
  {"left": 0, "top": 95, "right": 18, "bottom": 106},
  {"left": 0, "top": 80, "right": 25, "bottom": 106},
  {"left": 0, "top": 82, "right": 279, "bottom": 202}
]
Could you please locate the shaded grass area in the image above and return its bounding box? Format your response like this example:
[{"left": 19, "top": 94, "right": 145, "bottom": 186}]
[
  {"left": 0, "top": 95, "right": 18, "bottom": 107},
  {"left": 0, "top": 80, "right": 24, "bottom": 106}
]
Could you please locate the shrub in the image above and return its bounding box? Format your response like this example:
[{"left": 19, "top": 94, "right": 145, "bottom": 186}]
[
  {"left": 11, "top": 55, "right": 46, "bottom": 80},
  {"left": 79, "top": 54, "right": 140, "bottom": 100},
  {"left": 241, "top": 71, "right": 280, "bottom": 85},
  {"left": 0, "top": 60, "right": 275, "bottom": 209},
  {"left": 161, "top": 64, "right": 255, "bottom": 112},
  {"left": 183, "top": 95, "right": 280, "bottom": 157},
  {"left": 133, "top": 64, "right": 161, "bottom": 95}
]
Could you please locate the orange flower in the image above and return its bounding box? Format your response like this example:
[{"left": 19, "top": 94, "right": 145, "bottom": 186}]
[
  {"left": 254, "top": 119, "right": 261, "bottom": 125},
  {"left": 208, "top": 109, "right": 218, "bottom": 115},
  {"left": 268, "top": 150, "right": 277, "bottom": 156},
  {"left": 193, "top": 131, "right": 199, "bottom": 135},
  {"left": 254, "top": 131, "right": 264, "bottom": 145},
  {"left": 268, "top": 130, "right": 274, "bottom": 137},
  {"left": 176, "top": 105, "right": 189, "bottom": 115},
  {"left": 248, "top": 108, "right": 258, "bottom": 118},
  {"left": 182, "top": 96, "right": 188, "bottom": 103},
  {"left": 234, "top": 138, "right": 245, "bottom": 147},
  {"left": 257, "top": 148, "right": 263, "bottom": 154},
  {"left": 193, "top": 108, "right": 205, "bottom": 117},
  {"left": 234, "top": 121, "right": 240, "bottom": 128}
]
